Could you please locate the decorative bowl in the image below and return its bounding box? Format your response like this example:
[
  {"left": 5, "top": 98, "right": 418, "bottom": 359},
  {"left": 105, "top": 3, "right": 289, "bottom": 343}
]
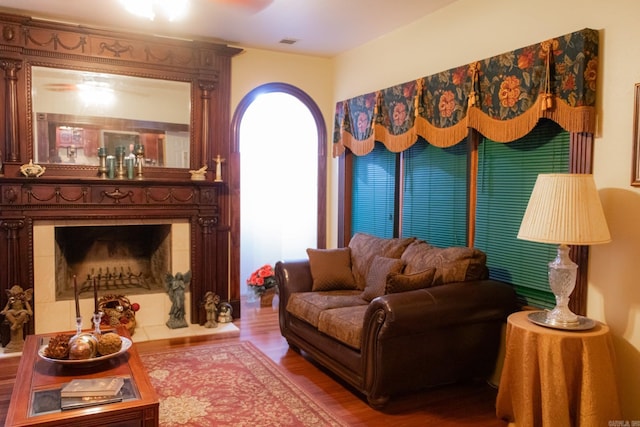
[{"left": 37, "top": 336, "right": 132, "bottom": 367}]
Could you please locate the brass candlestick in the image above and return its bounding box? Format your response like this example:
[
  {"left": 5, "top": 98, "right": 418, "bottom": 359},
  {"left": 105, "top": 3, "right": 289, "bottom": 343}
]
[
  {"left": 134, "top": 144, "right": 145, "bottom": 179},
  {"left": 97, "top": 148, "right": 107, "bottom": 179},
  {"left": 115, "top": 146, "right": 125, "bottom": 179}
]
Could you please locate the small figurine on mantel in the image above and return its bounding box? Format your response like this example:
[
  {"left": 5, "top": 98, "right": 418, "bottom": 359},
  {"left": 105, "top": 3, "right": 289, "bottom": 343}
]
[
  {"left": 165, "top": 271, "right": 191, "bottom": 329},
  {"left": 19, "top": 159, "right": 45, "bottom": 178},
  {"left": 1, "top": 285, "right": 33, "bottom": 353},
  {"left": 189, "top": 165, "right": 207, "bottom": 181},
  {"left": 213, "top": 154, "right": 225, "bottom": 182},
  {"left": 202, "top": 291, "right": 221, "bottom": 328}
]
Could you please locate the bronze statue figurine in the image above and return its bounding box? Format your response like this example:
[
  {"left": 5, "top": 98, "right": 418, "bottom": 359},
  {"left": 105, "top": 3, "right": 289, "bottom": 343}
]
[
  {"left": 203, "top": 291, "right": 221, "bottom": 328},
  {"left": 165, "top": 271, "right": 191, "bottom": 329}
]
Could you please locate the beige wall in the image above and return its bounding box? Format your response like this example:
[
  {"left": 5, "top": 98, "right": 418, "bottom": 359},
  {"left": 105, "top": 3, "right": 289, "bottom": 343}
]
[
  {"left": 231, "top": 0, "right": 640, "bottom": 418},
  {"left": 230, "top": 48, "right": 338, "bottom": 239}
]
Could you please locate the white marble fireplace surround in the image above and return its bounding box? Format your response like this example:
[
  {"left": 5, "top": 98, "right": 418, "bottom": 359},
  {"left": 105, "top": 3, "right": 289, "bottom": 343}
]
[{"left": 32, "top": 219, "right": 238, "bottom": 342}]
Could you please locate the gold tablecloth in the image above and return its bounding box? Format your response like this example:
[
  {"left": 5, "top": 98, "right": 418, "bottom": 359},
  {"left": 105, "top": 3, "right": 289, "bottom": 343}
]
[{"left": 496, "top": 311, "right": 621, "bottom": 427}]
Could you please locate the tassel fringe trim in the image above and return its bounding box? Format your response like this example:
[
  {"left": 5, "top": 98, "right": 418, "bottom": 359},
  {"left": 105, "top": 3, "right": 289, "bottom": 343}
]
[{"left": 333, "top": 97, "right": 595, "bottom": 156}]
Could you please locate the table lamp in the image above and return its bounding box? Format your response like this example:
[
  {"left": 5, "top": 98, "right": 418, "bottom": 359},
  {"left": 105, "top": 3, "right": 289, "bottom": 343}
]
[{"left": 517, "top": 174, "right": 611, "bottom": 329}]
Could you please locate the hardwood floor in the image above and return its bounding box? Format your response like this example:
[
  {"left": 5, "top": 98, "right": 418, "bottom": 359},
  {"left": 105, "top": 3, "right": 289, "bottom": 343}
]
[{"left": 0, "top": 297, "right": 508, "bottom": 426}]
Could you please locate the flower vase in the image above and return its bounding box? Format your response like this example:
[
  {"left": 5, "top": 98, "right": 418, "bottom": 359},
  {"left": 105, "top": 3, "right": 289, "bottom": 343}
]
[{"left": 260, "top": 286, "right": 277, "bottom": 307}]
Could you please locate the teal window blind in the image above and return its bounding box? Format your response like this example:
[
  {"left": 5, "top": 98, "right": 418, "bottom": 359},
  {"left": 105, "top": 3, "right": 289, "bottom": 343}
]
[
  {"left": 351, "top": 142, "right": 397, "bottom": 238},
  {"left": 401, "top": 138, "right": 468, "bottom": 247},
  {"left": 474, "top": 119, "right": 570, "bottom": 308}
]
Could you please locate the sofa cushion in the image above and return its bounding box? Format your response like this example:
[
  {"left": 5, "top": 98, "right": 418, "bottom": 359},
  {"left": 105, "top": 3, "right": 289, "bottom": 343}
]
[
  {"left": 386, "top": 267, "right": 436, "bottom": 294},
  {"left": 362, "top": 256, "right": 404, "bottom": 302},
  {"left": 286, "top": 291, "right": 367, "bottom": 328},
  {"left": 401, "top": 240, "right": 488, "bottom": 285},
  {"left": 317, "top": 305, "right": 368, "bottom": 350},
  {"left": 307, "top": 247, "right": 357, "bottom": 291},
  {"left": 348, "top": 233, "right": 415, "bottom": 289}
]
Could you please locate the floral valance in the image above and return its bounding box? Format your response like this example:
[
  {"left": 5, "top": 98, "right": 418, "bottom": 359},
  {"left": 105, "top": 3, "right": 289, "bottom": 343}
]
[{"left": 333, "top": 28, "right": 598, "bottom": 157}]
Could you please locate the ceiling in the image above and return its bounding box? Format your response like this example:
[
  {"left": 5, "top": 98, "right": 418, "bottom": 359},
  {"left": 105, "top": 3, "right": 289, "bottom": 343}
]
[{"left": 0, "top": 0, "right": 458, "bottom": 57}]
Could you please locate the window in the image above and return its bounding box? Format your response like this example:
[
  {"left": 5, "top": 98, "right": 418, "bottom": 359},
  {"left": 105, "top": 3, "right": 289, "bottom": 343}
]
[
  {"left": 474, "top": 120, "right": 570, "bottom": 308},
  {"left": 347, "top": 119, "right": 571, "bottom": 309},
  {"left": 351, "top": 142, "right": 396, "bottom": 238},
  {"left": 401, "top": 138, "right": 468, "bottom": 247}
]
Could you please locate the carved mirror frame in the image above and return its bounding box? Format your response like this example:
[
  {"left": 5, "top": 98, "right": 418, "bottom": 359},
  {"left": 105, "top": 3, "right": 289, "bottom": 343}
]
[{"left": 0, "top": 12, "right": 241, "bottom": 181}]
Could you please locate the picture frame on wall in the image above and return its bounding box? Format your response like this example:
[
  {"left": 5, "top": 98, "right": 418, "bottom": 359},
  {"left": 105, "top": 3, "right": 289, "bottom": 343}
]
[{"left": 632, "top": 83, "right": 640, "bottom": 186}]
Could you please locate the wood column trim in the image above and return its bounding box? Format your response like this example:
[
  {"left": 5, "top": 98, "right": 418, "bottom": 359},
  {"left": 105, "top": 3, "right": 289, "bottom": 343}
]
[
  {"left": 569, "top": 132, "right": 595, "bottom": 316},
  {"left": 1, "top": 58, "right": 21, "bottom": 162},
  {"left": 0, "top": 218, "right": 25, "bottom": 287},
  {"left": 199, "top": 80, "right": 217, "bottom": 172}
]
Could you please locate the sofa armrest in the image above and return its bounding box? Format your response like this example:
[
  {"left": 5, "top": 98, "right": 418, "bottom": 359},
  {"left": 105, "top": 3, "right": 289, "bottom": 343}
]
[
  {"left": 275, "top": 259, "right": 313, "bottom": 295},
  {"left": 360, "top": 279, "right": 516, "bottom": 404},
  {"left": 364, "top": 280, "right": 516, "bottom": 339},
  {"left": 275, "top": 259, "right": 314, "bottom": 337}
]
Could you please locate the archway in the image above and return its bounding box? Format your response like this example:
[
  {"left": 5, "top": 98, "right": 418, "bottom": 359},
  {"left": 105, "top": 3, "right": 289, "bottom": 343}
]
[{"left": 230, "top": 83, "right": 327, "bottom": 305}]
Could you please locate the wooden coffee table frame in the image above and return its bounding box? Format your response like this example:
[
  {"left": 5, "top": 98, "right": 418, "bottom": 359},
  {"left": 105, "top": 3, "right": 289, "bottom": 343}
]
[{"left": 5, "top": 326, "right": 159, "bottom": 427}]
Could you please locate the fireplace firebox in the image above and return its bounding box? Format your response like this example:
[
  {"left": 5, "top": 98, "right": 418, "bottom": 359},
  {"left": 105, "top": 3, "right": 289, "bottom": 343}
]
[{"left": 55, "top": 224, "right": 171, "bottom": 300}]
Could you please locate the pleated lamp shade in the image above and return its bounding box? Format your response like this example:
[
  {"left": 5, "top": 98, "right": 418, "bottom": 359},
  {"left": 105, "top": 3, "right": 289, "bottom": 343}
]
[{"left": 517, "top": 174, "right": 611, "bottom": 245}]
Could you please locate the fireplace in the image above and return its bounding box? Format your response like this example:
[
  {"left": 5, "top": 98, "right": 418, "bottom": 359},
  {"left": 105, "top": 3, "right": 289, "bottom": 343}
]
[
  {"left": 0, "top": 176, "right": 231, "bottom": 338},
  {"left": 0, "top": 12, "right": 238, "bottom": 340},
  {"left": 33, "top": 218, "right": 192, "bottom": 335},
  {"left": 55, "top": 224, "right": 171, "bottom": 300}
]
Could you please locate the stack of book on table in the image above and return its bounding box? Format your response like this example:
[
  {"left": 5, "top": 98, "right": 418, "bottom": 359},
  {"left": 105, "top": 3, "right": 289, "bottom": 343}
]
[{"left": 60, "top": 377, "right": 125, "bottom": 410}]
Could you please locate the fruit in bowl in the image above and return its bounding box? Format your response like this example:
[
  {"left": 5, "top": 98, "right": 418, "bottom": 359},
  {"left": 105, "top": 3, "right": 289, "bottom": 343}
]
[{"left": 68, "top": 333, "right": 98, "bottom": 360}]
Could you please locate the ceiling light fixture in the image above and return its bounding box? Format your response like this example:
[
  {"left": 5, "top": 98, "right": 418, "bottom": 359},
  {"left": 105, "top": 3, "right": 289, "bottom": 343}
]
[
  {"left": 119, "top": 0, "right": 190, "bottom": 22},
  {"left": 77, "top": 81, "right": 115, "bottom": 107}
]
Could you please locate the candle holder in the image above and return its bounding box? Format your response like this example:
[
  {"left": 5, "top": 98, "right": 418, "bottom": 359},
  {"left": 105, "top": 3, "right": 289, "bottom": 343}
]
[
  {"left": 116, "top": 146, "right": 125, "bottom": 179},
  {"left": 98, "top": 148, "right": 107, "bottom": 179},
  {"left": 92, "top": 311, "right": 103, "bottom": 336},
  {"left": 74, "top": 316, "right": 83, "bottom": 337},
  {"left": 134, "top": 144, "right": 145, "bottom": 179}
]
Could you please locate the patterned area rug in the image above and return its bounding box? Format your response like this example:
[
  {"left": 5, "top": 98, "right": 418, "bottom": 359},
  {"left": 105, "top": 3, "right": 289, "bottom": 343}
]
[{"left": 141, "top": 341, "right": 346, "bottom": 426}]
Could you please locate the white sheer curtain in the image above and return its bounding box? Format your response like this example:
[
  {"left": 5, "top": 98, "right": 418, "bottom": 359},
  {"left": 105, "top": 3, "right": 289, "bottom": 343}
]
[{"left": 240, "top": 92, "right": 318, "bottom": 295}]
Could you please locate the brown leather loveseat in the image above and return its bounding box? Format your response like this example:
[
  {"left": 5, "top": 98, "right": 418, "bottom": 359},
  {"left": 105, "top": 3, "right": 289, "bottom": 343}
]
[{"left": 275, "top": 233, "right": 517, "bottom": 408}]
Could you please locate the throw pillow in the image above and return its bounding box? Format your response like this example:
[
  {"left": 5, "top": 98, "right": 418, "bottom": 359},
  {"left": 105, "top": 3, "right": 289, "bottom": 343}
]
[
  {"left": 307, "top": 248, "right": 357, "bottom": 291},
  {"left": 401, "top": 240, "right": 488, "bottom": 283},
  {"left": 361, "top": 256, "right": 404, "bottom": 302},
  {"left": 386, "top": 268, "right": 436, "bottom": 294},
  {"left": 348, "top": 233, "right": 415, "bottom": 289}
]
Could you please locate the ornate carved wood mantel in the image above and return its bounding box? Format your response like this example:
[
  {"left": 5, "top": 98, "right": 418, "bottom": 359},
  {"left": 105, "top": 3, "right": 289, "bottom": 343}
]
[{"left": 0, "top": 11, "right": 242, "bottom": 336}]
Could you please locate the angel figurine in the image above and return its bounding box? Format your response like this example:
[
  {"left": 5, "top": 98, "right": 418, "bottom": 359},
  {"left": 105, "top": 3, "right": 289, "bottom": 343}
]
[
  {"left": 165, "top": 271, "right": 191, "bottom": 329},
  {"left": 1, "top": 285, "right": 33, "bottom": 352}
]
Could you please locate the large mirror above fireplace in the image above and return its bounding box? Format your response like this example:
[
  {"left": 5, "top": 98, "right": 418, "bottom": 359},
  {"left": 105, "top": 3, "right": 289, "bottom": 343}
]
[{"left": 32, "top": 67, "right": 191, "bottom": 168}]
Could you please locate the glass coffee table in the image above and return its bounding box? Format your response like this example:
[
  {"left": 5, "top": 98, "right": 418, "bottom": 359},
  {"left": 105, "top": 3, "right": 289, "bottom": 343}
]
[{"left": 5, "top": 326, "right": 159, "bottom": 427}]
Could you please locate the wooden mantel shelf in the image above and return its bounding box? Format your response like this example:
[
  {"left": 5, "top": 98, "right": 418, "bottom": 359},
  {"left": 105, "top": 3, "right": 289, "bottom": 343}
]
[
  {"left": 0, "top": 177, "right": 224, "bottom": 216},
  {"left": 0, "top": 176, "right": 223, "bottom": 212},
  {"left": 0, "top": 175, "right": 225, "bottom": 186}
]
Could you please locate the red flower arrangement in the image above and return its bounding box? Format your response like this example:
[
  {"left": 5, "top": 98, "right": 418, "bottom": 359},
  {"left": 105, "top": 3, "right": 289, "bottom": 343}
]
[{"left": 247, "top": 264, "right": 278, "bottom": 297}]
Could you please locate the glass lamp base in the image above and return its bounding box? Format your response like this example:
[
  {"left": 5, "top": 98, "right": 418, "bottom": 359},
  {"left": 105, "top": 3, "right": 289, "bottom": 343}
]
[{"left": 546, "top": 244, "right": 580, "bottom": 326}]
